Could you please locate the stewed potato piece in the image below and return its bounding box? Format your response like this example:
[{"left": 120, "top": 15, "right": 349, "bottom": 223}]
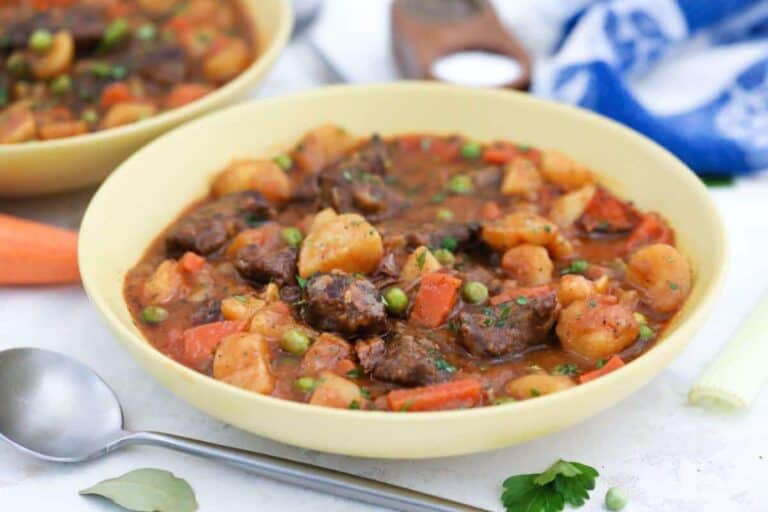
[
  {"left": 298, "top": 209, "right": 383, "bottom": 277},
  {"left": 556, "top": 298, "right": 639, "bottom": 361},
  {"left": 212, "top": 159, "right": 291, "bottom": 202},
  {"left": 506, "top": 374, "right": 576, "bottom": 400},
  {"left": 501, "top": 244, "right": 553, "bottom": 286},
  {"left": 626, "top": 243, "right": 691, "bottom": 313},
  {"left": 400, "top": 246, "right": 441, "bottom": 283},
  {"left": 309, "top": 371, "right": 366, "bottom": 409},
  {"left": 540, "top": 149, "right": 594, "bottom": 190},
  {"left": 213, "top": 332, "right": 275, "bottom": 394}
]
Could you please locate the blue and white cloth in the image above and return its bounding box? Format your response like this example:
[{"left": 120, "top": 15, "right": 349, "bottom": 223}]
[
  {"left": 311, "top": 0, "right": 768, "bottom": 175},
  {"left": 534, "top": 0, "right": 768, "bottom": 175}
]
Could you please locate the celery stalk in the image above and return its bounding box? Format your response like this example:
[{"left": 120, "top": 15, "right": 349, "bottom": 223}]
[{"left": 689, "top": 291, "right": 768, "bottom": 409}]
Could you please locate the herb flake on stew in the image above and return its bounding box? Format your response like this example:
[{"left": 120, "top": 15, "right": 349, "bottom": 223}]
[
  {"left": 416, "top": 249, "right": 427, "bottom": 269},
  {"left": 296, "top": 275, "right": 308, "bottom": 289},
  {"left": 501, "top": 459, "right": 599, "bottom": 512},
  {"left": 552, "top": 363, "right": 578, "bottom": 376},
  {"left": 434, "top": 357, "right": 456, "bottom": 373}
]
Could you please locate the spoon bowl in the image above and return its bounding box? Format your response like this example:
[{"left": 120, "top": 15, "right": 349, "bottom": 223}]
[
  {"left": 0, "top": 348, "right": 125, "bottom": 462},
  {"left": 0, "top": 347, "right": 483, "bottom": 511}
]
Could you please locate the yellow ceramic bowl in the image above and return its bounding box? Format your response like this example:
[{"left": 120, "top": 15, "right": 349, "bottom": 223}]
[
  {"left": 0, "top": 0, "right": 292, "bottom": 197},
  {"left": 80, "top": 83, "right": 726, "bottom": 459}
]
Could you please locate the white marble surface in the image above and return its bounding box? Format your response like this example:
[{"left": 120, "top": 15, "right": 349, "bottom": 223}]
[{"left": 2, "top": 36, "right": 768, "bottom": 512}]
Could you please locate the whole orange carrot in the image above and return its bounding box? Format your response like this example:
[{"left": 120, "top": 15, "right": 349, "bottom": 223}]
[{"left": 0, "top": 213, "right": 80, "bottom": 285}]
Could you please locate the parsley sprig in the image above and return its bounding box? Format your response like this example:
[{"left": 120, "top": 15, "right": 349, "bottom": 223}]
[{"left": 501, "top": 459, "right": 599, "bottom": 512}]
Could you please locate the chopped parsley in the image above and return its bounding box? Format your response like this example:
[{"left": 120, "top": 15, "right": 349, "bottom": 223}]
[
  {"left": 296, "top": 275, "right": 308, "bottom": 289},
  {"left": 348, "top": 400, "right": 360, "bottom": 410},
  {"left": 232, "top": 294, "right": 247, "bottom": 303},
  {"left": 342, "top": 170, "right": 353, "bottom": 181},
  {"left": 434, "top": 357, "right": 456, "bottom": 373},
  {"left": 448, "top": 319, "right": 460, "bottom": 333},
  {"left": 668, "top": 281, "right": 679, "bottom": 290},
  {"left": 416, "top": 249, "right": 427, "bottom": 269},
  {"left": 360, "top": 388, "right": 371, "bottom": 400},
  {"left": 516, "top": 295, "right": 529, "bottom": 306},
  {"left": 530, "top": 388, "right": 541, "bottom": 397},
  {"left": 501, "top": 459, "right": 599, "bottom": 512},
  {"left": 430, "top": 191, "right": 447, "bottom": 204},
  {"left": 595, "top": 358, "right": 607, "bottom": 369},
  {"left": 346, "top": 366, "right": 363, "bottom": 379},
  {"left": 553, "top": 363, "right": 578, "bottom": 377}
]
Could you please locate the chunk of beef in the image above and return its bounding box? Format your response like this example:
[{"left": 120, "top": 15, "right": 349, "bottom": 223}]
[
  {"left": 234, "top": 245, "right": 296, "bottom": 286},
  {"left": 301, "top": 271, "right": 387, "bottom": 337},
  {"left": 364, "top": 335, "right": 448, "bottom": 386},
  {"left": 459, "top": 291, "right": 559, "bottom": 357},
  {"left": 317, "top": 137, "right": 405, "bottom": 220},
  {"left": 3, "top": 6, "right": 106, "bottom": 49},
  {"left": 166, "top": 191, "right": 273, "bottom": 257},
  {"left": 405, "top": 222, "right": 479, "bottom": 251},
  {"left": 355, "top": 336, "right": 386, "bottom": 373},
  {"left": 63, "top": 5, "right": 108, "bottom": 48},
  {"left": 299, "top": 333, "right": 352, "bottom": 376},
  {"left": 472, "top": 166, "right": 502, "bottom": 189},
  {"left": 190, "top": 300, "right": 222, "bottom": 325},
  {"left": 134, "top": 43, "right": 189, "bottom": 85}
]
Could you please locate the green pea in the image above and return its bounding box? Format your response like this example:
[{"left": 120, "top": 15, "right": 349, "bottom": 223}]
[
  {"left": 281, "top": 227, "right": 303, "bottom": 248},
  {"left": 102, "top": 19, "right": 130, "bottom": 49},
  {"left": 81, "top": 109, "right": 98, "bottom": 123},
  {"left": 136, "top": 23, "right": 157, "bottom": 40},
  {"left": 605, "top": 487, "right": 628, "bottom": 511},
  {"left": 295, "top": 377, "right": 317, "bottom": 392},
  {"left": 435, "top": 208, "right": 454, "bottom": 221},
  {"left": 28, "top": 29, "right": 53, "bottom": 54},
  {"left": 281, "top": 329, "right": 310, "bottom": 355},
  {"left": 448, "top": 174, "right": 474, "bottom": 194},
  {"left": 460, "top": 141, "right": 482, "bottom": 160},
  {"left": 142, "top": 306, "right": 168, "bottom": 324},
  {"left": 5, "top": 54, "right": 27, "bottom": 76},
  {"left": 49, "top": 75, "right": 71, "bottom": 94},
  {"left": 639, "top": 324, "right": 654, "bottom": 341},
  {"left": 433, "top": 248, "right": 455, "bottom": 266},
  {"left": 110, "top": 65, "right": 127, "bottom": 80},
  {"left": 383, "top": 287, "right": 409, "bottom": 315},
  {"left": 462, "top": 281, "right": 488, "bottom": 304},
  {"left": 570, "top": 259, "right": 588, "bottom": 273},
  {"left": 90, "top": 62, "right": 112, "bottom": 78},
  {"left": 273, "top": 154, "right": 293, "bottom": 171}
]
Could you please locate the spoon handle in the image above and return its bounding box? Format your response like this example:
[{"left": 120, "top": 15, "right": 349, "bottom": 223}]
[{"left": 119, "top": 431, "right": 486, "bottom": 512}]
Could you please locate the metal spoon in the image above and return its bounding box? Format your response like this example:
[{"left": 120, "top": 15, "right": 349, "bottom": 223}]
[{"left": 0, "top": 348, "right": 485, "bottom": 512}]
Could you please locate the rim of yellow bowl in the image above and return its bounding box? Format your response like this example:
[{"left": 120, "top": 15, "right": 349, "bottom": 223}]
[{"left": 80, "top": 82, "right": 728, "bottom": 424}]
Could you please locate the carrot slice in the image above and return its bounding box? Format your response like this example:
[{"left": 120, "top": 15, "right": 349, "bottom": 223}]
[
  {"left": 479, "top": 201, "right": 502, "bottom": 221},
  {"left": 164, "top": 83, "right": 213, "bottom": 109},
  {"left": 182, "top": 320, "right": 246, "bottom": 370},
  {"left": 482, "top": 145, "right": 518, "bottom": 164},
  {"left": 179, "top": 251, "right": 206, "bottom": 273},
  {"left": 409, "top": 272, "right": 461, "bottom": 328},
  {"left": 100, "top": 82, "right": 133, "bottom": 109},
  {"left": 0, "top": 214, "right": 79, "bottom": 285},
  {"left": 624, "top": 212, "right": 674, "bottom": 253},
  {"left": 580, "top": 187, "right": 640, "bottom": 233},
  {"left": 489, "top": 285, "right": 551, "bottom": 306},
  {"left": 579, "top": 355, "right": 625, "bottom": 384},
  {"left": 387, "top": 378, "right": 482, "bottom": 412}
]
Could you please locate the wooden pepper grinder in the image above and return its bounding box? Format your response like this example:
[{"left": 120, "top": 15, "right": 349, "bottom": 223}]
[{"left": 391, "top": 0, "right": 532, "bottom": 90}]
